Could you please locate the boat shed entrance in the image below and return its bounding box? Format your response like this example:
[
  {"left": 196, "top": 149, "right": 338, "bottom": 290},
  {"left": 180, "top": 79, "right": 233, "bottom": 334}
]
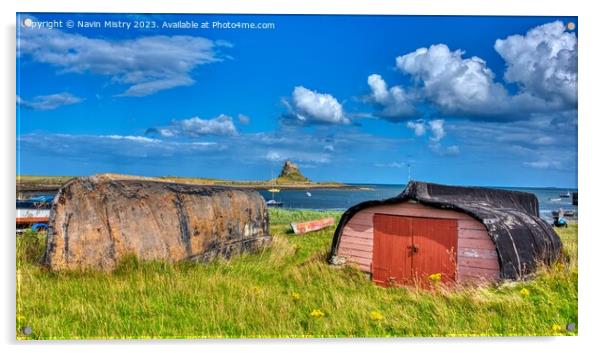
[{"left": 373, "top": 214, "right": 457, "bottom": 286}]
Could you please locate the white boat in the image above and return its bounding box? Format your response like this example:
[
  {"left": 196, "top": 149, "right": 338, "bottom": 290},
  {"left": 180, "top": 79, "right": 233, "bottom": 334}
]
[
  {"left": 559, "top": 191, "right": 571, "bottom": 198},
  {"left": 16, "top": 195, "right": 53, "bottom": 227},
  {"left": 266, "top": 199, "right": 283, "bottom": 207},
  {"left": 266, "top": 188, "right": 282, "bottom": 207},
  {"left": 16, "top": 208, "right": 50, "bottom": 224}
]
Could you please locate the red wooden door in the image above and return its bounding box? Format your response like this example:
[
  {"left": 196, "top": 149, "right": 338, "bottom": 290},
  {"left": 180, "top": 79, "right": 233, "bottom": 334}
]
[
  {"left": 411, "top": 217, "right": 458, "bottom": 285},
  {"left": 372, "top": 214, "right": 413, "bottom": 286},
  {"left": 372, "top": 214, "right": 457, "bottom": 286}
]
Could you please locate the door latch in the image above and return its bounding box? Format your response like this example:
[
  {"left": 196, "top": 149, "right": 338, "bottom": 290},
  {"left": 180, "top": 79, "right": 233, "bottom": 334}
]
[{"left": 408, "top": 244, "right": 420, "bottom": 253}]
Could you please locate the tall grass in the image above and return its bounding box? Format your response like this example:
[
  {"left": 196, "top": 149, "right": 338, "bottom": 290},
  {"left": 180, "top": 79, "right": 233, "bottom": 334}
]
[{"left": 16, "top": 210, "right": 577, "bottom": 339}]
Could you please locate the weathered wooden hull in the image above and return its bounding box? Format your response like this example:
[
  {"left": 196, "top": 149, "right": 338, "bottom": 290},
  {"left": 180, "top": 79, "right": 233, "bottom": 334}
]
[{"left": 44, "top": 175, "right": 270, "bottom": 271}]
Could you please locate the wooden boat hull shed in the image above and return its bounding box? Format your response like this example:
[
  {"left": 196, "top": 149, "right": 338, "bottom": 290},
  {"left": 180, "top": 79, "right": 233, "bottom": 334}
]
[{"left": 328, "top": 181, "right": 562, "bottom": 285}]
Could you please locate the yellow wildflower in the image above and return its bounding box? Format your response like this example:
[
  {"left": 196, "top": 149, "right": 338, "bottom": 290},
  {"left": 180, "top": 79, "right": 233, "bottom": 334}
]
[
  {"left": 370, "top": 310, "right": 384, "bottom": 321},
  {"left": 428, "top": 273, "right": 442, "bottom": 282},
  {"left": 552, "top": 324, "right": 563, "bottom": 333},
  {"left": 291, "top": 292, "right": 300, "bottom": 301},
  {"left": 520, "top": 288, "right": 530, "bottom": 297},
  {"left": 310, "top": 309, "right": 325, "bottom": 318}
]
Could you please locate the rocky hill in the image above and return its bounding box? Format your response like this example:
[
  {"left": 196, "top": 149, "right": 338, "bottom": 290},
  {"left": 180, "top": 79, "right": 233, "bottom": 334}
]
[{"left": 275, "top": 160, "right": 310, "bottom": 183}]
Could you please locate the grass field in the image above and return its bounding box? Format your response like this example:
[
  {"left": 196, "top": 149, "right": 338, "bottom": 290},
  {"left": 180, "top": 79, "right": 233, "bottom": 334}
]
[{"left": 16, "top": 209, "right": 577, "bottom": 339}]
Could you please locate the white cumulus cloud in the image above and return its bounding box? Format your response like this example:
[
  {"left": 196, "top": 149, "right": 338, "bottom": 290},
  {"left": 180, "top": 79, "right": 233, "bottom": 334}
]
[
  {"left": 406, "top": 120, "right": 427, "bottom": 136},
  {"left": 375, "top": 21, "right": 577, "bottom": 121},
  {"left": 282, "top": 86, "right": 350, "bottom": 125},
  {"left": 428, "top": 119, "right": 446, "bottom": 142},
  {"left": 406, "top": 118, "right": 457, "bottom": 155},
  {"left": 367, "top": 74, "right": 416, "bottom": 119},
  {"left": 495, "top": 21, "right": 577, "bottom": 106},
  {"left": 406, "top": 118, "right": 446, "bottom": 142},
  {"left": 396, "top": 44, "right": 510, "bottom": 117}
]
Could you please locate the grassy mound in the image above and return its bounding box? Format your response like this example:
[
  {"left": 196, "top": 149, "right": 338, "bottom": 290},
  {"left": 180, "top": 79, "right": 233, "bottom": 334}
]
[
  {"left": 16, "top": 210, "right": 577, "bottom": 339},
  {"left": 272, "top": 174, "right": 310, "bottom": 184}
]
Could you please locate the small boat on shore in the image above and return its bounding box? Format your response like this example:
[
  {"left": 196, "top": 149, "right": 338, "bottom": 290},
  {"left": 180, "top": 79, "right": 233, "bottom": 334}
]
[
  {"left": 16, "top": 195, "right": 53, "bottom": 231},
  {"left": 552, "top": 209, "right": 576, "bottom": 218},
  {"left": 266, "top": 199, "right": 283, "bottom": 207}
]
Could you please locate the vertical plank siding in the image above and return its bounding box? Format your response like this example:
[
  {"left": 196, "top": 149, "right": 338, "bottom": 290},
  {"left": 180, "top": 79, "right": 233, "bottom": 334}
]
[
  {"left": 339, "top": 202, "right": 500, "bottom": 284},
  {"left": 372, "top": 215, "right": 413, "bottom": 285},
  {"left": 410, "top": 217, "right": 458, "bottom": 284}
]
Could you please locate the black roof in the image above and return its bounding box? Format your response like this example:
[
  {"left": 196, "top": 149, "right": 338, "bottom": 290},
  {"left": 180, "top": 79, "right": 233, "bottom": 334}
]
[{"left": 328, "top": 181, "right": 562, "bottom": 280}]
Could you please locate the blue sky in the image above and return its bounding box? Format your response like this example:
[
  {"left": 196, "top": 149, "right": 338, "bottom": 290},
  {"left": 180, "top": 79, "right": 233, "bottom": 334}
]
[{"left": 16, "top": 14, "right": 577, "bottom": 187}]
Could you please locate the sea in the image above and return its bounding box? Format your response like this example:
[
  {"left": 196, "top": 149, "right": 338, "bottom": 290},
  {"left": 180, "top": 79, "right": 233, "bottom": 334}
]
[
  {"left": 22, "top": 184, "right": 577, "bottom": 224},
  {"left": 258, "top": 184, "right": 578, "bottom": 223}
]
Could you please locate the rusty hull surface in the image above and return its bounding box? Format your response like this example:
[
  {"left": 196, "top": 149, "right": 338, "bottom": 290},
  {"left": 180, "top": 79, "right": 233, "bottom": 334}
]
[{"left": 44, "top": 175, "right": 270, "bottom": 271}]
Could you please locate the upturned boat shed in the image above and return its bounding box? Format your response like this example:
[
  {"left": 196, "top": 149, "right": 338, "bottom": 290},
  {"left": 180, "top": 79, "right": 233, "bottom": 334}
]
[{"left": 328, "top": 181, "right": 562, "bottom": 286}]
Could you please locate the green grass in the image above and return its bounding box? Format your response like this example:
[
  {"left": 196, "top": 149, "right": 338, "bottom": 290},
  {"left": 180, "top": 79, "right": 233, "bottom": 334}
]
[{"left": 16, "top": 210, "right": 577, "bottom": 339}]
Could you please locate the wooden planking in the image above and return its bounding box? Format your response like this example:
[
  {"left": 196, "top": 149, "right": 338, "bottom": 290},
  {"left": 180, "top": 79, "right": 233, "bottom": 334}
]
[
  {"left": 338, "top": 241, "right": 372, "bottom": 253},
  {"left": 411, "top": 217, "right": 458, "bottom": 284},
  {"left": 348, "top": 212, "right": 373, "bottom": 222},
  {"left": 339, "top": 244, "right": 372, "bottom": 253},
  {"left": 458, "top": 219, "right": 487, "bottom": 230},
  {"left": 458, "top": 238, "right": 497, "bottom": 250},
  {"left": 458, "top": 266, "right": 499, "bottom": 279},
  {"left": 339, "top": 243, "right": 372, "bottom": 253},
  {"left": 345, "top": 215, "right": 374, "bottom": 228},
  {"left": 458, "top": 257, "right": 500, "bottom": 270},
  {"left": 459, "top": 229, "right": 491, "bottom": 239},
  {"left": 458, "top": 247, "right": 498, "bottom": 259},
  {"left": 457, "top": 273, "right": 498, "bottom": 283},
  {"left": 368, "top": 204, "right": 474, "bottom": 220},
  {"left": 344, "top": 221, "right": 373, "bottom": 231},
  {"left": 338, "top": 247, "right": 372, "bottom": 260},
  {"left": 349, "top": 256, "right": 371, "bottom": 266},
  {"left": 372, "top": 214, "right": 413, "bottom": 286},
  {"left": 346, "top": 216, "right": 374, "bottom": 228},
  {"left": 341, "top": 225, "right": 373, "bottom": 239},
  {"left": 346, "top": 256, "right": 371, "bottom": 268},
  {"left": 337, "top": 200, "right": 500, "bottom": 284},
  {"left": 339, "top": 236, "right": 373, "bottom": 246}
]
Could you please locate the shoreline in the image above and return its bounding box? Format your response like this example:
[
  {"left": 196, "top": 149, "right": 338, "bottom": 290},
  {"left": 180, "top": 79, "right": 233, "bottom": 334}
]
[{"left": 16, "top": 174, "right": 366, "bottom": 195}]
